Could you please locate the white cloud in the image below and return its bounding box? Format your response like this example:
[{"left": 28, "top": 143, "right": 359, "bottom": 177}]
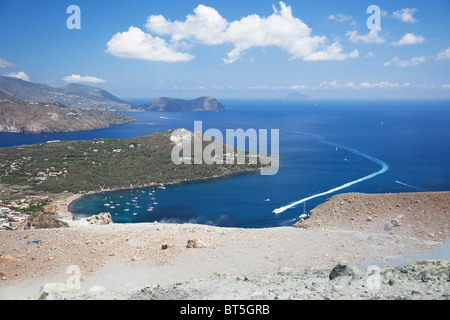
[
  {"left": 248, "top": 85, "right": 286, "bottom": 90},
  {"left": 106, "top": 26, "right": 194, "bottom": 62},
  {"left": 328, "top": 14, "right": 352, "bottom": 23},
  {"left": 62, "top": 74, "right": 107, "bottom": 84},
  {"left": 359, "top": 81, "right": 400, "bottom": 89},
  {"left": 5, "top": 71, "right": 30, "bottom": 81},
  {"left": 392, "top": 33, "right": 425, "bottom": 46},
  {"left": 442, "top": 84, "right": 450, "bottom": 89},
  {"left": 436, "top": 47, "right": 450, "bottom": 60},
  {"left": 291, "top": 85, "right": 307, "bottom": 90},
  {"left": 0, "top": 58, "right": 15, "bottom": 68},
  {"left": 347, "top": 29, "right": 385, "bottom": 44},
  {"left": 146, "top": 5, "right": 228, "bottom": 45},
  {"left": 393, "top": 8, "right": 418, "bottom": 23},
  {"left": 365, "top": 52, "right": 374, "bottom": 58},
  {"left": 384, "top": 56, "right": 427, "bottom": 67},
  {"left": 144, "top": 2, "right": 357, "bottom": 64},
  {"left": 344, "top": 82, "right": 359, "bottom": 89}
]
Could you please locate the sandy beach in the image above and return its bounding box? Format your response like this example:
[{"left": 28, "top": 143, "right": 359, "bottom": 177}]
[{"left": 0, "top": 191, "right": 449, "bottom": 300}]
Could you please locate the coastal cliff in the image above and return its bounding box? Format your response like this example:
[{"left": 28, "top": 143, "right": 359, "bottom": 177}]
[{"left": 0, "top": 91, "right": 136, "bottom": 134}]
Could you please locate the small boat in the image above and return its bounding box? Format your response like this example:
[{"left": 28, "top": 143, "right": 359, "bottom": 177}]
[
  {"left": 104, "top": 204, "right": 110, "bottom": 207},
  {"left": 110, "top": 206, "right": 115, "bottom": 209},
  {"left": 153, "top": 202, "right": 158, "bottom": 205},
  {"left": 147, "top": 207, "right": 154, "bottom": 212},
  {"left": 124, "top": 209, "right": 130, "bottom": 212},
  {"left": 264, "top": 199, "right": 271, "bottom": 202},
  {"left": 132, "top": 212, "right": 137, "bottom": 216},
  {"left": 151, "top": 198, "right": 156, "bottom": 201}
]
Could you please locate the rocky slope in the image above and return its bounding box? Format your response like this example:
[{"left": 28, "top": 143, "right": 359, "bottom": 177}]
[
  {"left": 0, "top": 91, "right": 136, "bottom": 133},
  {"left": 0, "top": 76, "right": 131, "bottom": 111},
  {"left": 0, "top": 191, "right": 448, "bottom": 300},
  {"left": 293, "top": 191, "right": 450, "bottom": 242}
]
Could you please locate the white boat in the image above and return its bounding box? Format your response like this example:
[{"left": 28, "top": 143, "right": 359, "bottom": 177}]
[
  {"left": 147, "top": 207, "right": 154, "bottom": 212},
  {"left": 124, "top": 209, "right": 130, "bottom": 212},
  {"left": 110, "top": 206, "right": 115, "bottom": 209},
  {"left": 132, "top": 212, "right": 137, "bottom": 216},
  {"left": 153, "top": 202, "right": 158, "bottom": 205},
  {"left": 264, "top": 199, "right": 271, "bottom": 202},
  {"left": 104, "top": 204, "right": 110, "bottom": 207}
]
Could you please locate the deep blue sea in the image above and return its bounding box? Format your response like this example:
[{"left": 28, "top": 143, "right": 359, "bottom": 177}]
[{"left": 1, "top": 99, "right": 449, "bottom": 228}]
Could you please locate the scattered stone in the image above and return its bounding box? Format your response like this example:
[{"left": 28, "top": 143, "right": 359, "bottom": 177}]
[
  {"left": 391, "top": 219, "right": 402, "bottom": 227},
  {"left": 84, "top": 212, "right": 113, "bottom": 225},
  {"left": 186, "top": 238, "right": 206, "bottom": 248},
  {"left": 161, "top": 243, "right": 174, "bottom": 250}
]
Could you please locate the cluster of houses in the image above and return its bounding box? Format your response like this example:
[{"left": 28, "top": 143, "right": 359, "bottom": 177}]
[
  {"left": 32, "top": 168, "right": 68, "bottom": 182},
  {"left": 0, "top": 195, "right": 53, "bottom": 230}
]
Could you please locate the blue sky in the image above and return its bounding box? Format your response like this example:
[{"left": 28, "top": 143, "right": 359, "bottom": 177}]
[{"left": 1, "top": 0, "right": 450, "bottom": 99}]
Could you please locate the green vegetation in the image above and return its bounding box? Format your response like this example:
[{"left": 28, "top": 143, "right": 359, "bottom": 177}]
[{"left": 0, "top": 130, "right": 263, "bottom": 193}]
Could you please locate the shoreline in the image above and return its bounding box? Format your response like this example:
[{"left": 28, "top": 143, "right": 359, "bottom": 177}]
[{"left": 63, "top": 167, "right": 262, "bottom": 221}]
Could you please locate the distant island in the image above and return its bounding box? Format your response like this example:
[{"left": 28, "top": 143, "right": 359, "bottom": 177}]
[
  {"left": 132, "top": 96, "right": 226, "bottom": 112},
  {"left": 0, "top": 129, "right": 262, "bottom": 193},
  {"left": 0, "top": 91, "right": 136, "bottom": 134},
  {"left": 286, "top": 91, "right": 314, "bottom": 101}
]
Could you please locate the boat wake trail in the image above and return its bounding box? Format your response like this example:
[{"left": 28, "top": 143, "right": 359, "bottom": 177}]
[
  {"left": 395, "top": 180, "right": 424, "bottom": 191},
  {"left": 273, "top": 132, "right": 389, "bottom": 214}
]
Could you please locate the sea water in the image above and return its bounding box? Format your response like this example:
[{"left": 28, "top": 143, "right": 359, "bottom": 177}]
[{"left": 1, "top": 99, "right": 449, "bottom": 228}]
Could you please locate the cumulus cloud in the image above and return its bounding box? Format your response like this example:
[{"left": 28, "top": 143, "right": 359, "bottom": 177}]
[
  {"left": 442, "top": 84, "right": 450, "bottom": 89},
  {"left": 393, "top": 8, "right": 418, "bottom": 23},
  {"left": 143, "top": 2, "right": 357, "bottom": 64},
  {"left": 384, "top": 56, "right": 427, "bottom": 67},
  {"left": 392, "top": 33, "right": 425, "bottom": 46},
  {"left": 347, "top": 29, "right": 385, "bottom": 44},
  {"left": 436, "top": 47, "right": 450, "bottom": 60},
  {"left": 5, "top": 71, "right": 30, "bottom": 81},
  {"left": 62, "top": 74, "right": 107, "bottom": 84},
  {"left": 106, "top": 26, "right": 194, "bottom": 62},
  {"left": 0, "top": 58, "right": 15, "bottom": 68}
]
